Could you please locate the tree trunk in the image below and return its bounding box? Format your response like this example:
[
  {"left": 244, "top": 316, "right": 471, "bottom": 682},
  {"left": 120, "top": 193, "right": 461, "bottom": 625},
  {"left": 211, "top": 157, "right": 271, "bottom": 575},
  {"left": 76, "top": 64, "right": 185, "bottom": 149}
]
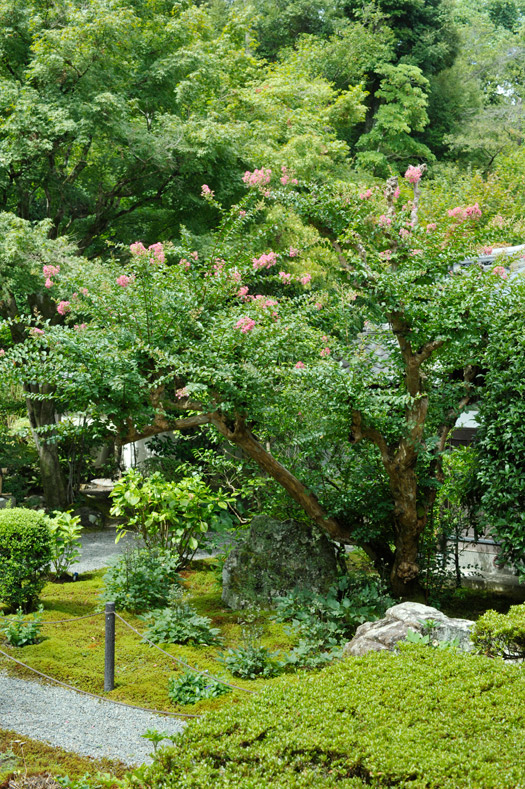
[
  {"left": 25, "top": 385, "right": 68, "bottom": 510},
  {"left": 388, "top": 464, "right": 427, "bottom": 598}
]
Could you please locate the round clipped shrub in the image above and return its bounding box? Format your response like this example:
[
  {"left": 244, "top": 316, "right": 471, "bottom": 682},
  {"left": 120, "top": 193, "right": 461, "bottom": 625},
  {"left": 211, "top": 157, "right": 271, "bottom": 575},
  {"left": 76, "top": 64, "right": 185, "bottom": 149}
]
[
  {"left": 0, "top": 508, "right": 52, "bottom": 612},
  {"left": 130, "top": 648, "right": 525, "bottom": 788}
]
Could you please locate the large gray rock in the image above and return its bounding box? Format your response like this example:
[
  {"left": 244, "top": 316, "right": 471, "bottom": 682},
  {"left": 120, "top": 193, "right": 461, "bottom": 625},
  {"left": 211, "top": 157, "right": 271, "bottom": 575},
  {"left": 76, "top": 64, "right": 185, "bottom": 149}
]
[
  {"left": 343, "top": 602, "right": 474, "bottom": 656},
  {"left": 221, "top": 515, "right": 339, "bottom": 609}
]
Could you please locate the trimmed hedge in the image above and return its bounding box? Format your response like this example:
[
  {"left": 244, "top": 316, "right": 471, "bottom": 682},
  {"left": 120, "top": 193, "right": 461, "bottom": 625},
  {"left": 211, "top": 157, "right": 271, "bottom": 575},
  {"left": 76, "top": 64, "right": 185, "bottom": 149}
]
[
  {"left": 131, "top": 648, "right": 525, "bottom": 788},
  {"left": 0, "top": 508, "right": 52, "bottom": 612},
  {"left": 472, "top": 603, "right": 525, "bottom": 660}
]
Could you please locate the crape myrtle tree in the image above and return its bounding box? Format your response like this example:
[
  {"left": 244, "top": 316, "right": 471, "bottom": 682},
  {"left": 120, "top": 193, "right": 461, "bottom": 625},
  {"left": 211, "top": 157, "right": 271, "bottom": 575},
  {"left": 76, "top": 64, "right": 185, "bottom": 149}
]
[{"left": 1, "top": 168, "right": 507, "bottom": 596}]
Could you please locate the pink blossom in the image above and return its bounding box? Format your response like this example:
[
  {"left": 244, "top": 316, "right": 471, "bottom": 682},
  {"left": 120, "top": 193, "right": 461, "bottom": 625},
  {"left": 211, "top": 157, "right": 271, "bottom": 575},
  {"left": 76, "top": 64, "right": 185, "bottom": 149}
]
[
  {"left": 130, "top": 242, "right": 147, "bottom": 256},
  {"left": 43, "top": 265, "right": 60, "bottom": 278},
  {"left": 378, "top": 214, "right": 391, "bottom": 228},
  {"left": 116, "top": 274, "right": 134, "bottom": 287},
  {"left": 394, "top": 186, "right": 400, "bottom": 200},
  {"left": 30, "top": 328, "right": 44, "bottom": 336},
  {"left": 0, "top": 349, "right": 4, "bottom": 356},
  {"left": 426, "top": 223, "right": 437, "bottom": 233},
  {"left": 404, "top": 165, "right": 423, "bottom": 184},
  {"left": 236, "top": 316, "right": 256, "bottom": 333},
  {"left": 242, "top": 168, "right": 272, "bottom": 188},
  {"left": 56, "top": 301, "right": 70, "bottom": 316},
  {"left": 320, "top": 347, "right": 330, "bottom": 357},
  {"left": 448, "top": 203, "right": 482, "bottom": 223},
  {"left": 190, "top": 251, "right": 199, "bottom": 260},
  {"left": 492, "top": 265, "right": 508, "bottom": 279},
  {"left": 230, "top": 270, "right": 242, "bottom": 283},
  {"left": 299, "top": 273, "right": 312, "bottom": 286},
  {"left": 481, "top": 246, "right": 493, "bottom": 255},
  {"left": 148, "top": 242, "right": 165, "bottom": 263},
  {"left": 399, "top": 227, "right": 410, "bottom": 239},
  {"left": 253, "top": 296, "right": 278, "bottom": 309},
  {"left": 291, "top": 178, "right": 298, "bottom": 185},
  {"left": 295, "top": 361, "right": 305, "bottom": 369},
  {"left": 80, "top": 288, "right": 89, "bottom": 297},
  {"left": 280, "top": 175, "right": 289, "bottom": 185},
  {"left": 359, "top": 189, "right": 373, "bottom": 200},
  {"left": 44, "top": 278, "right": 54, "bottom": 289},
  {"left": 238, "top": 286, "right": 250, "bottom": 300},
  {"left": 379, "top": 250, "right": 392, "bottom": 260},
  {"left": 71, "top": 292, "right": 78, "bottom": 300},
  {"left": 252, "top": 251, "right": 278, "bottom": 270},
  {"left": 315, "top": 302, "right": 323, "bottom": 310},
  {"left": 288, "top": 247, "right": 299, "bottom": 257},
  {"left": 239, "top": 210, "right": 247, "bottom": 218},
  {"left": 212, "top": 258, "right": 226, "bottom": 276},
  {"left": 179, "top": 258, "right": 191, "bottom": 270},
  {"left": 74, "top": 323, "right": 87, "bottom": 331},
  {"left": 176, "top": 387, "right": 189, "bottom": 399},
  {"left": 279, "top": 271, "right": 292, "bottom": 284},
  {"left": 201, "top": 184, "right": 214, "bottom": 198}
]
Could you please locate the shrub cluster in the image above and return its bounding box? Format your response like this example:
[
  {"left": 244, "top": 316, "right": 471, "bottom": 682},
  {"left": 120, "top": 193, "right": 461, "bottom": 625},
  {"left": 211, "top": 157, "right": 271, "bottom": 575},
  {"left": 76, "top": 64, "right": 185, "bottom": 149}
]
[
  {"left": 472, "top": 603, "right": 525, "bottom": 660},
  {"left": 102, "top": 548, "right": 181, "bottom": 612},
  {"left": 128, "top": 648, "right": 525, "bottom": 788},
  {"left": 141, "top": 597, "right": 221, "bottom": 646},
  {"left": 0, "top": 508, "right": 52, "bottom": 612},
  {"left": 168, "top": 671, "right": 230, "bottom": 706}
]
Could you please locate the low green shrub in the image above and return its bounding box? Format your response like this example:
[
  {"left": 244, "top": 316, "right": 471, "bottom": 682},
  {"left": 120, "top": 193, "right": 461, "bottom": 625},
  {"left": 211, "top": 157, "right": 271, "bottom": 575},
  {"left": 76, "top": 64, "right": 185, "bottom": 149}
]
[
  {"left": 102, "top": 548, "right": 181, "bottom": 612},
  {"left": 48, "top": 510, "right": 83, "bottom": 578},
  {"left": 129, "top": 648, "right": 525, "bottom": 788},
  {"left": 168, "top": 671, "right": 231, "bottom": 705},
  {"left": 274, "top": 572, "right": 393, "bottom": 669},
  {"left": 0, "top": 507, "right": 52, "bottom": 612},
  {"left": 1, "top": 605, "right": 43, "bottom": 646},
  {"left": 218, "top": 614, "right": 282, "bottom": 679},
  {"left": 141, "top": 596, "right": 221, "bottom": 646},
  {"left": 472, "top": 603, "right": 525, "bottom": 660}
]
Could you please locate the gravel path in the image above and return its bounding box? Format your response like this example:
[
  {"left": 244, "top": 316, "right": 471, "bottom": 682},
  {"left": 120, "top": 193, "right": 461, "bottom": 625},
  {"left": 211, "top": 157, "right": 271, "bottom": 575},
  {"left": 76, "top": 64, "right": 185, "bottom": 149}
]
[
  {"left": 76, "top": 528, "right": 225, "bottom": 574},
  {"left": 0, "top": 671, "right": 186, "bottom": 766}
]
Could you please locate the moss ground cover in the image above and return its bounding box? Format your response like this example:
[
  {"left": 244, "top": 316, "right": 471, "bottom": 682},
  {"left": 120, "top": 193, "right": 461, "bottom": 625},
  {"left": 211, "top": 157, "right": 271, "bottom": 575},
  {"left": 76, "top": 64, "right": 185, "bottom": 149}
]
[
  {"left": 131, "top": 647, "right": 525, "bottom": 789},
  {"left": 0, "top": 562, "right": 294, "bottom": 716},
  {"left": 0, "top": 728, "right": 126, "bottom": 783}
]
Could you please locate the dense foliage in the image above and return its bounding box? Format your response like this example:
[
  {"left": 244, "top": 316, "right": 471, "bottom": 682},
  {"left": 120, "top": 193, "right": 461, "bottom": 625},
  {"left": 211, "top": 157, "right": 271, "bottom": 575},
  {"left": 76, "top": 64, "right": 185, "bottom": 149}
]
[
  {"left": 129, "top": 647, "right": 525, "bottom": 788},
  {"left": 0, "top": 508, "right": 52, "bottom": 612},
  {"left": 101, "top": 548, "right": 181, "bottom": 612},
  {"left": 472, "top": 602, "right": 525, "bottom": 660}
]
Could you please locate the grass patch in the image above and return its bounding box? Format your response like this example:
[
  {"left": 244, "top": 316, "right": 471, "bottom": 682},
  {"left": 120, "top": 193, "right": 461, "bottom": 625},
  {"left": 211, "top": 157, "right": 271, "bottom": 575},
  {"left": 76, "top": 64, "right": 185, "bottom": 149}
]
[
  {"left": 0, "top": 728, "right": 126, "bottom": 783},
  {"left": 0, "top": 562, "right": 296, "bottom": 717}
]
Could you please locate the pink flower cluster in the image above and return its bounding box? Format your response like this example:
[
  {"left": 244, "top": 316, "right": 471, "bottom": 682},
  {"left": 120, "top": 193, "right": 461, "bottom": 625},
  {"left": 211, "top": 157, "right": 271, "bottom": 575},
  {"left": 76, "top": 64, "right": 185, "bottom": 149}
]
[
  {"left": 280, "top": 166, "right": 298, "bottom": 186},
  {"left": 80, "top": 287, "right": 89, "bottom": 297},
  {"left": 426, "top": 223, "right": 437, "bottom": 233},
  {"left": 116, "top": 274, "right": 135, "bottom": 287},
  {"left": 288, "top": 247, "right": 299, "bottom": 257},
  {"left": 378, "top": 214, "right": 391, "bottom": 228},
  {"left": 57, "top": 301, "right": 71, "bottom": 316},
  {"left": 492, "top": 265, "right": 508, "bottom": 279},
  {"left": 404, "top": 165, "right": 423, "bottom": 184},
  {"left": 320, "top": 347, "right": 330, "bottom": 357},
  {"left": 230, "top": 269, "right": 242, "bottom": 283},
  {"left": 279, "top": 271, "right": 292, "bottom": 284},
  {"left": 379, "top": 249, "right": 392, "bottom": 260},
  {"left": 253, "top": 251, "right": 278, "bottom": 270},
  {"left": 43, "top": 264, "right": 60, "bottom": 288},
  {"left": 447, "top": 203, "right": 482, "bottom": 222},
  {"left": 481, "top": 246, "right": 493, "bottom": 255},
  {"left": 176, "top": 387, "right": 189, "bottom": 399},
  {"left": 179, "top": 258, "right": 191, "bottom": 270},
  {"left": 74, "top": 323, "right": 87, "bottom": 331},
  {"left": 399, "top": 227, "right": 410, "bottom": 239},
  {"left": 253, "top": 295, "right": 278, "bottom": 309},
  {"left": 0, "top": 349, "right": 4, "bottom": 356},
  {"left": 359, "top": 188, "right": 373, "bottom": 200},
  {"left": 299, "top": 273, "right": 311, "bottom": 286},
  {"left": 236, "top": 316, "right": 256, "bottom": 333},
  {"left": 129, "top": 241, "right": 165, "bottom": 263},
  {"left": 201, "top": 184, "right": 214, "bottom": 198},
  {"left": 30, "top": 327, "right": 45, "bottom": 336},
  {"left": 490, "top": 214, "right": 505, "bottom": 229},
  {"left": 243, "top": 168, "right": 271, "bottom": 188},
  {"left": 238, "top": 286, "right": 250, "bottom": 301},
  {"left": 295, "top": 361, "right": 305, "bottom": 369}
]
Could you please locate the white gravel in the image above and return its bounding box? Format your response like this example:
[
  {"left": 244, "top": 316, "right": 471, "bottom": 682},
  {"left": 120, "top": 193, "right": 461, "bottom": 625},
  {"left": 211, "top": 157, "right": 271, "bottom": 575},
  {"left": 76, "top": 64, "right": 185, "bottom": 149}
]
[{"left": 0, "top": 670, "right": 186, "bottom": 765}]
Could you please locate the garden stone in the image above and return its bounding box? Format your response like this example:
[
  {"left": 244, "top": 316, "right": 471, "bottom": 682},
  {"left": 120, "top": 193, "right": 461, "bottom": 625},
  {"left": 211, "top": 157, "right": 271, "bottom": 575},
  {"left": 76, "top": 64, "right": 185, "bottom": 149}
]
[
  {"left": 221, "top": 515, "right": 339, "bottom": 609},
  {"left": 343, "top": 602, "right": 475, "bottom": 656}
]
